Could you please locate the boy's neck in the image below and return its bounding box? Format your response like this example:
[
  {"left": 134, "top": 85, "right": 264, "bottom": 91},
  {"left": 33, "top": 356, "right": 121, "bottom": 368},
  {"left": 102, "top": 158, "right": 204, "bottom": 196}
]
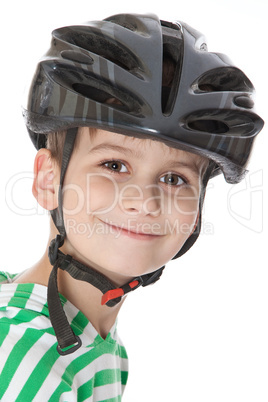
[{"left": 57, "top": 265, "right": 124, "bottom": 339}]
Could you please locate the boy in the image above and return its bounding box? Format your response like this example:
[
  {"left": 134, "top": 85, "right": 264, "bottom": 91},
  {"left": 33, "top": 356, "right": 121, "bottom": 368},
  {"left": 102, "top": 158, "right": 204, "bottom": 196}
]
[{"left": 0, "top": 13, "right": 263, "bottom": 401}]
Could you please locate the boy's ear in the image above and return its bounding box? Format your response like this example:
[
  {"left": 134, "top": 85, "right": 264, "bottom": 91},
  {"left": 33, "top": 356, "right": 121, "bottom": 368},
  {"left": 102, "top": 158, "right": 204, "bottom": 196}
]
[{"left": 32, "top": 149, "right": 60, "bottom": 210}]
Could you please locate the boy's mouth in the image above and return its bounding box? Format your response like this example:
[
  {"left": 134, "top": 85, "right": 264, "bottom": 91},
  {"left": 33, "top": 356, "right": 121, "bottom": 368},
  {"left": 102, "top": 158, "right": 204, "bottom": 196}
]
[{"left": 98, "top": 219, "right": 165, "bottom": 240}]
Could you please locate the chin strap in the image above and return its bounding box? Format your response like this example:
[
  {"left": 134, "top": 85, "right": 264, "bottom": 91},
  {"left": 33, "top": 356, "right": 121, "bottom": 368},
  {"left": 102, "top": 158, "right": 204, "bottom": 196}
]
[{"left": 48, "top": 234, "right": 164, "bottom": 355}]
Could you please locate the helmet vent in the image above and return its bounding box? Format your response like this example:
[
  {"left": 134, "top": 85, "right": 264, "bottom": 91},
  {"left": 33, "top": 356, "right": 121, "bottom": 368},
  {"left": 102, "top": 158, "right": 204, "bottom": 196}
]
[
  {"left": 195, "top": 67, "right": 254, "bottom": 93},
  {"left": 234, "top": 95, "right": 254, "bottom": 109},
  {"left": 55, "top": 28, "right": 142, "bottom": 76},
  {"left": 188, "top": 119, "right": 229, "bottom": 134},
  {"left": 72, "top": 83, "right": 143, "bottom": 116},
  {"left": 61, "top": 50, "right": 94, "bottom": 65},
  {"left": 161, "top": 53, "right": 176, "bottom": 112},
  {"left": 161, "top": 25, "right": 183, "bottom": 115},
  {"left": 104, "top": 14, "right": 139, "bottom": 32}
]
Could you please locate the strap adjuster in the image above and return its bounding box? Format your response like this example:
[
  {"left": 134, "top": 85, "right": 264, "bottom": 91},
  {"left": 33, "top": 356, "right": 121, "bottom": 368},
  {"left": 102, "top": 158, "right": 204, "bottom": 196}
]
[
  {"left": 101, "top": 279, "right": 142, "bottom": 306},
  {"left": 57, "top": 335, "right": 82, "bottom": 356},
  {"left": 48, "top": 235, "right": 64, "bottom": 265}
]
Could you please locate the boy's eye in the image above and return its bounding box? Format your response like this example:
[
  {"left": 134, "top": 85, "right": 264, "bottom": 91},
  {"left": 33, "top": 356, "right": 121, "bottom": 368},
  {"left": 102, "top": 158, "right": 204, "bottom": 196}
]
[
  {"left": 104, "top": 160, "right": 128, "bottom": 173},
  {"left": 160, "top": 173, "right": 185, "bottom": 186}
]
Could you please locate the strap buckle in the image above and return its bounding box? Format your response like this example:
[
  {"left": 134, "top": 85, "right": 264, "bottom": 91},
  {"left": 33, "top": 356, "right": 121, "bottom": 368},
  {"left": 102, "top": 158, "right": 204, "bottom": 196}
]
[
  {"left": 101, "top": 278, "right": 142, "bottom": 306},
  {"left": 48, "top": 235, "right": 64, "bottom": 265},
  {"left": 57, "top": 335, "right": 82, "bottom": 356}
]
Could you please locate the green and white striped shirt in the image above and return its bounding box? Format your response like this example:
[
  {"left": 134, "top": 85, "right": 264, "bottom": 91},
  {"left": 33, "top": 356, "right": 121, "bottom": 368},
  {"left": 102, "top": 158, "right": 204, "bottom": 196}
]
[{"left": 0, "top": 272, "right": 128, "bottom": 401}]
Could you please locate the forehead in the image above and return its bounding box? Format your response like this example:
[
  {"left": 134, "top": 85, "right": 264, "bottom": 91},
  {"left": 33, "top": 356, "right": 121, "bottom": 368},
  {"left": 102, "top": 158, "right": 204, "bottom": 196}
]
[{"left": 76, "top": 127, "right": 208, "bottom": 172}]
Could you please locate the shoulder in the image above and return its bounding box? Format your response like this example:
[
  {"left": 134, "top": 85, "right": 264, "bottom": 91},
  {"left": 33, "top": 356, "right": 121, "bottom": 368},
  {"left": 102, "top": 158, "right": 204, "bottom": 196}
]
[
  {"left": 0, "top": 271, "right": 18, "bottom": 284},
  {"left": 0, "top": 326, "right": 127, "bottom": 401},
  {"left": 0, "top": 281, "right": 128, "bottom": 400}
]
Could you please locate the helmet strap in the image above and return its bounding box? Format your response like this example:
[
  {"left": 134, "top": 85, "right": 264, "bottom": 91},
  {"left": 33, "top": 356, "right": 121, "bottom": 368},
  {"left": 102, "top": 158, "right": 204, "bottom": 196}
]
[
  {"left": 48, "top": 243, "right": 164, "bottom": 354},
  {"left": 50, "top": 127, "right": 78, "bottom": 241}
]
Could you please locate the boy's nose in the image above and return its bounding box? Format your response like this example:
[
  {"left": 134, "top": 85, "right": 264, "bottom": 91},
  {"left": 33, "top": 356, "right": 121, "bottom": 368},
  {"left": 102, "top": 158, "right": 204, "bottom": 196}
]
[{"left": 119, "top": 183, "right": 162, "bottom": 217}]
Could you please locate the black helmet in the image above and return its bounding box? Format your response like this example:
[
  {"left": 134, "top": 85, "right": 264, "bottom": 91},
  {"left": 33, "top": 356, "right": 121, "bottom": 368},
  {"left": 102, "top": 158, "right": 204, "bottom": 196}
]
[
  {"left": 23, "top": 14, "right": 263, "bottom": 183},
  {"left": 22, "top": 14, "right": 264, "bottom": 354}
]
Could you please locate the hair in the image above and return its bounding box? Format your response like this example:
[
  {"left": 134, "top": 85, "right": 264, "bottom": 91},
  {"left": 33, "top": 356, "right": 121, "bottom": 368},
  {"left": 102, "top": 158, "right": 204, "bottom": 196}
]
[{"left": 46, "top": 130, "right": 67, "bottom": 165}]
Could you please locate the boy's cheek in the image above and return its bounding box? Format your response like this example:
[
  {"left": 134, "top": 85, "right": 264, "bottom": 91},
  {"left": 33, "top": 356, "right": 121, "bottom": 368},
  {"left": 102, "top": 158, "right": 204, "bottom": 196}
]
[
  {"left": 62, "top": 184, "right": 85, "bottom": 214},
  {"left": 172, "top": 198, "right": 199, "bottom": 217},
  {"left": 172, "top": 186, "right": 200, "bottom": 216},
  {"left": 86, "top": 178, "right": 119, "bottom": 215},
  {"left": 163, "top": 215, "right": 198, "bottom": 239},
  {"left": 62, "top": 174, "right": 119, "bottom": 217}
]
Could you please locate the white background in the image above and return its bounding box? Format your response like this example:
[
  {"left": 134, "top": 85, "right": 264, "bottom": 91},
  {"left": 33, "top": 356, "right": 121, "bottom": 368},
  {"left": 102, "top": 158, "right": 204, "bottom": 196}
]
[{"left": 0, "top": 1, "right": 267, "bottom": 401}]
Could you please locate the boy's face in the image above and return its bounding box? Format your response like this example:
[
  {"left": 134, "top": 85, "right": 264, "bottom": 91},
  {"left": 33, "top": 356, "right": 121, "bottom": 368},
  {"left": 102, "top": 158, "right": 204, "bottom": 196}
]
[{"left": 60, "top": 128, "right": 207, "bottom": 285}]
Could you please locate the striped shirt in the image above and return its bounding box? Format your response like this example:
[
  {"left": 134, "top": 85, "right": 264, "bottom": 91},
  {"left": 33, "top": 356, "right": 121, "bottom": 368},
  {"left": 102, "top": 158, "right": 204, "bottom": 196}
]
[{"left": 0, "top": 271, "right": 128, "bottom": 401}]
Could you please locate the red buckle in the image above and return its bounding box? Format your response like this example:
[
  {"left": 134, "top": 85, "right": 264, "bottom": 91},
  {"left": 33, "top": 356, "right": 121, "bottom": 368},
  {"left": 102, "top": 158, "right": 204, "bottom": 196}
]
[{"left": 101, "top": 280, "right": 140, "bottom": 305}]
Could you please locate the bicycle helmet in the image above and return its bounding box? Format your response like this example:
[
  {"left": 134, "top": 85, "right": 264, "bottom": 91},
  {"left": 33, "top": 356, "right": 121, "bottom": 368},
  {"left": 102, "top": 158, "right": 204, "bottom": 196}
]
[{"left": 22, "top": 13, "right": 264, "bottom": 354}]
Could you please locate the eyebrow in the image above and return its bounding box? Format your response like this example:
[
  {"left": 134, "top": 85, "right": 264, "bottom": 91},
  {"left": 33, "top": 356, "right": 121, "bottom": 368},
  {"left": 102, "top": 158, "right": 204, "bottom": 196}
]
[
  {"left": 89, "top": 142, "right": 202, "bottom": 176},
  {"left": 166, "top": 161, "right": 200, "bottom": 176},
  {"left": 89, "top": 143, "right": 141, "bottom": 158}
]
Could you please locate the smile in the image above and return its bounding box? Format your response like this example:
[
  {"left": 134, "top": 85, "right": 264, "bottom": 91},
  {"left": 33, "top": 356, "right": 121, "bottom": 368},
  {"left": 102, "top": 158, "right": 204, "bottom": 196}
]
[{"left": 98, "top": 219, "right": 165, "bottom": 241}]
